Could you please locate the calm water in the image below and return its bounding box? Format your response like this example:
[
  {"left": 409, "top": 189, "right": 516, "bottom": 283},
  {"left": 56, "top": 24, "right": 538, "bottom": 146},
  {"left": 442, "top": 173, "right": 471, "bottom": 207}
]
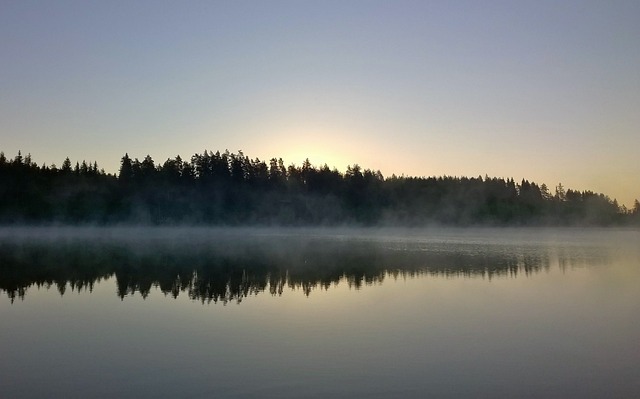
[{"left": 0, "top": 227, "right": 638, "bottom": 398}]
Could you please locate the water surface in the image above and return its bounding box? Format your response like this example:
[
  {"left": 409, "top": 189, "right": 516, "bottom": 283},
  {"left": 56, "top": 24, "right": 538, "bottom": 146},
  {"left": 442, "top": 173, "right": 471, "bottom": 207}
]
[{"left": 1, "top": 227, "right": 638, "bottom": 398}]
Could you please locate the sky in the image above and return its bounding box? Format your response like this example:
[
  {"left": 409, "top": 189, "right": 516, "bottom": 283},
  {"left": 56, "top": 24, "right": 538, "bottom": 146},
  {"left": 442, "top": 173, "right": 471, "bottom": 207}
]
[{"left": 1, "top": 0, "right": 639, "bottom": 206}]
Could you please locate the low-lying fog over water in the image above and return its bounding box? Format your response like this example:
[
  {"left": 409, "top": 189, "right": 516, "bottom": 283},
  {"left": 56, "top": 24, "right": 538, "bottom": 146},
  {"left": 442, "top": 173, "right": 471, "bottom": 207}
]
[{"left": 1, "top": 227, "right": 638, "bottom": 398}]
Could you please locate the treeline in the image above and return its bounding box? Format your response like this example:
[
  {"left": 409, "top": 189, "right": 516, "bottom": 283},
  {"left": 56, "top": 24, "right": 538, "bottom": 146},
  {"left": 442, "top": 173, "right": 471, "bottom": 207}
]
[{"left": 0, "top": 150, "right": 638, "bottom": 226}]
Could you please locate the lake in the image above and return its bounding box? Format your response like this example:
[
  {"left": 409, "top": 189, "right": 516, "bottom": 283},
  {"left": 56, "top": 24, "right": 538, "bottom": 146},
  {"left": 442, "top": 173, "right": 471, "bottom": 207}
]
[{"left": 0, "top": 227, "right": 638, "bottom": 398}]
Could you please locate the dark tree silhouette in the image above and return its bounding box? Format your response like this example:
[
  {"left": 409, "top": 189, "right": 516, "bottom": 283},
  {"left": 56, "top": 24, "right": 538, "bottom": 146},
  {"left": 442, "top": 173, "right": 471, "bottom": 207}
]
[{"left": 0, "top": 149, "right": 633, "bottom": 226}]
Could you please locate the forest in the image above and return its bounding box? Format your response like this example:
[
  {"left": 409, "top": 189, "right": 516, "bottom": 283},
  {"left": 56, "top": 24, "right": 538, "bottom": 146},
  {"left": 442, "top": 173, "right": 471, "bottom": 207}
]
[{"left": 0, "top": 149, "right": 638, "bottom": 226}]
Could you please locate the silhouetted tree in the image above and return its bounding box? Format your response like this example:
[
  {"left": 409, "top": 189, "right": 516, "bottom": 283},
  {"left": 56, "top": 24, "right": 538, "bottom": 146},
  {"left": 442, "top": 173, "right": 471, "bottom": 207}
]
[
  {"left": 119, "top": 153, "right": 133, "bottom": 182},
  {"left": 0, "top": 149, "right": 632, "bottom": 226},
  {"left": 61, "top": 157, "right": 72, "bottom": 174}
]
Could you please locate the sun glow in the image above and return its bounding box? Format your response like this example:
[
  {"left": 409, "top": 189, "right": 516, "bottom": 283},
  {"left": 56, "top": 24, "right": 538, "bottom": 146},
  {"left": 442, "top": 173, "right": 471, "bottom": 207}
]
[{"left": 253, "top": 128, "right": 364, "bottom": 171}]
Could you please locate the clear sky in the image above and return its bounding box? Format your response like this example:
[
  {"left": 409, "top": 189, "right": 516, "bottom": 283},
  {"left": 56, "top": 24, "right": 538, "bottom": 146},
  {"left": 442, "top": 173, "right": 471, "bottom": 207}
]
[{"left": 1, "top": 1, "right": 638, "bottom": 206}]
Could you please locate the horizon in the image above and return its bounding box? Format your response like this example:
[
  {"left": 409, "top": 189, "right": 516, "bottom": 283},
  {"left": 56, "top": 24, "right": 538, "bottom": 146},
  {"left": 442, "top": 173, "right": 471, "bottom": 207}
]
[
  {"left": 2, "top": 147, "right": 635, "bottom": 207},
  {"left": 2, "top": 1, "right": 638, "bottom": 206}
]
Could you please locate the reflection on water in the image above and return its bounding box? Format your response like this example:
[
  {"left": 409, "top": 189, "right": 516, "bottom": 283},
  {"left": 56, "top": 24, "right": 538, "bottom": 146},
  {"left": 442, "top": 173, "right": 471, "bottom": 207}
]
[
  {"left": 0, "top": 227, "right": 617, "bottom": 304},
  {"left": 1, "top": 227, "right": 639, "bottom": 399}
]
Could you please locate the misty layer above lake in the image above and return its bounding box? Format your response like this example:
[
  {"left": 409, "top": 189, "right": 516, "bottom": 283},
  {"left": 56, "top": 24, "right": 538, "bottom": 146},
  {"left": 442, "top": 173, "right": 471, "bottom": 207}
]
[{"left": 0, "top": 227, "right": 623, "bottom": 303}]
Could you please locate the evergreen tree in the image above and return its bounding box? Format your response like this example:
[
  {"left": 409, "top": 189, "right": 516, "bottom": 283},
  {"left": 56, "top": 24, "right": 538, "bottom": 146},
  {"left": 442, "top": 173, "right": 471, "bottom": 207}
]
[
  {"left": 119, "top": 153, "right": 133, "bottom": 182},
  {"left": 0, "top": 148, "right": 632, "bottom": 226},
  {"left": 61, "top": 157, "right": 72, "bottom": 174}
]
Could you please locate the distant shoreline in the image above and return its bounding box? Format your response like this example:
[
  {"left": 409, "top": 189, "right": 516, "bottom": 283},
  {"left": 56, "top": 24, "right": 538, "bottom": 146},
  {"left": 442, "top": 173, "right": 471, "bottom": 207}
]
[{"left": 2, "top": 150, "right": 638, "bottom": 227}]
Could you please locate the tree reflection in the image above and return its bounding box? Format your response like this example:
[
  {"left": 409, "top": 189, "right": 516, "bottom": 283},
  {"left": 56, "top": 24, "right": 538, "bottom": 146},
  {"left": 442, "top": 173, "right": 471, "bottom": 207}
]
[{"left": 0, "top": 235, "right": 608, "bottom": 304}]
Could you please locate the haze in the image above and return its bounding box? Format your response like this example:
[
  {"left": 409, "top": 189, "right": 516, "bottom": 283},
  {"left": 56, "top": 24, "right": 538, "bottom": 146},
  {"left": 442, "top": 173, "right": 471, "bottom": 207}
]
[{"left": 1, "top": 1, "right": 638, "bottom": 205}]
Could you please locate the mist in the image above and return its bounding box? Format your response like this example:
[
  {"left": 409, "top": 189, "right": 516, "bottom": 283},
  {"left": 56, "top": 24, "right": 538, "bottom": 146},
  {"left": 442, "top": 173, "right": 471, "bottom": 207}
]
[{"left": 2, "top": 225, "right": 628, "bottom": 304}]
